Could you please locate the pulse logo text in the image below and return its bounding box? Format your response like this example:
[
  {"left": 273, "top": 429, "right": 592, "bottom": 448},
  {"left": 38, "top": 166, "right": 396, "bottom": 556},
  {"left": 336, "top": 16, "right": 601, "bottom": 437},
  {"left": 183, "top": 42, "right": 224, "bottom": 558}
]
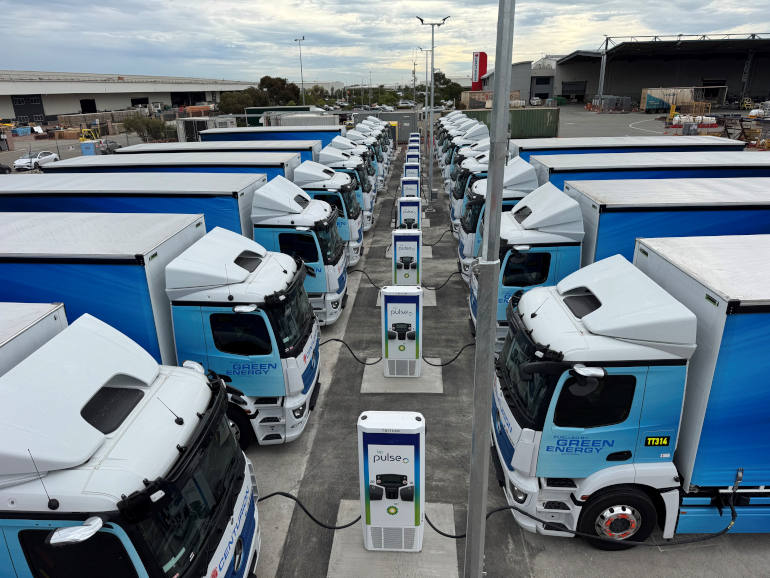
[{"left": 373, "top": 453, "right": 409, "bottom": 464}]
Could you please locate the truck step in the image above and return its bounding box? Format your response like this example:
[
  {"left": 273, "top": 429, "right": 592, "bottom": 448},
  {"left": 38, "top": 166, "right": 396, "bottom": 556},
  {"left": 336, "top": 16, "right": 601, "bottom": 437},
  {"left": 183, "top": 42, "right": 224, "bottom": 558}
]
[
  {"left": 542, "top": 501, "right": 571, "bottom": 511},
  {"left": 545, "top": 478, "right": 576, "bottom": 488}
]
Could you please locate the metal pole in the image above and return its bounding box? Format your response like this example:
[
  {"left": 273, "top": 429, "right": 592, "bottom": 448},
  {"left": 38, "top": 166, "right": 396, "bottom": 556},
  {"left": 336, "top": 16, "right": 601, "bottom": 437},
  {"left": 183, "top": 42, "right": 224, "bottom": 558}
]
[
  {"left": 597, "top": 36, "right": 608, "bottom": 103},
  {"left": 369, "top": 71, "right": 372, "bottom": 106},
  {"left": 429, "top": 25, "right": 435, "bottom": 201},
  {"left": 463, "top": 0, "right": 515, "bottom": 575},
  {"left": 295, "top": 36, "right": 306, "bottom": 106}
]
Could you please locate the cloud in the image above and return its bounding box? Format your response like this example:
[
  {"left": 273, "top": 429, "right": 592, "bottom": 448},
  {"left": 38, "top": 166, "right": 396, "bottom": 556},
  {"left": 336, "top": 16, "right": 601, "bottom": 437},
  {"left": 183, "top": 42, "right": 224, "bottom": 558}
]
[{"left": 0, "top": 0, "right": 768, "bottom": 84}]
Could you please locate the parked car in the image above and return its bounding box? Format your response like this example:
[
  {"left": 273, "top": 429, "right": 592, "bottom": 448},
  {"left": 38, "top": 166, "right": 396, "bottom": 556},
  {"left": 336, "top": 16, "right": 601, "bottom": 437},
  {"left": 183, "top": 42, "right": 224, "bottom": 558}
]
[
  {"left": 13, "top": 150, "right": 59, "bottom": 170},
  {"left": 98, "top": 139, "right": 122, "bottom": 154},
  {"left": 0, "top": 162, "right": 10, "bottom": 174}
]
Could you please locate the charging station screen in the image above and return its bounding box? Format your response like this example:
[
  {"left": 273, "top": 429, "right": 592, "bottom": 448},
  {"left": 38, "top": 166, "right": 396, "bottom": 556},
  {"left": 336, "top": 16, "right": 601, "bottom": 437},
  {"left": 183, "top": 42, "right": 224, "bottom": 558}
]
[
  {"left": 393, "top": 237, "right": 420, "bottom": 286},
  {"left": 384, "top": 295, "right": 419, "bottom": 357},
  {"left": 362, "top": 433, "right": 421, "bottom": 527},
  {"left": 404, "top": 166, "right": 419, "bottom": 178},
  {"left": 399, "top": 201, "right": 420, "bottom": 228},
  {"left": 402, "top": 182, "right": 418, "bottom": 197}
]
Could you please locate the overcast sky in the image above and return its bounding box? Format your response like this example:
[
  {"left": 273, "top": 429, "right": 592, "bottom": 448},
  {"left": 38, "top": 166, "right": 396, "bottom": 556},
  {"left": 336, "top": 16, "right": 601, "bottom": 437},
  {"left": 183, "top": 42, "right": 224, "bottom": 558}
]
[{"left": 1, "top": 0, "right": 768, "bottom": 85}]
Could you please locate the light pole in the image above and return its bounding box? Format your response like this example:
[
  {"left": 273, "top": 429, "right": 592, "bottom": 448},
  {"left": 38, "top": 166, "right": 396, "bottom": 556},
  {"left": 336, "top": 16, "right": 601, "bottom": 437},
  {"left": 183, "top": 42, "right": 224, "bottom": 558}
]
[
  {"left": 294, "top": 36, "right": 306, "bottom": 105},
  {"left": 417, "top": 15, "right": 449, "bottom": 202},
  {"left": 463, "top": 0, "right": 516, "bottom": 576},
  {"left": 418, "top": 47, "right": 431, "bottom": 113}
]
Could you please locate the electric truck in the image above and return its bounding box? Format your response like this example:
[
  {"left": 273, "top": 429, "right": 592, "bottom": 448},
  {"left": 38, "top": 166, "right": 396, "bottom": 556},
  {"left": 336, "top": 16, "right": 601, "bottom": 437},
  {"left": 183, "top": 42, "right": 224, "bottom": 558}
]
[
  {"left": 0, "top": 313, "right": 261, "bottom": 576},
  {"left": 0, "top": 213, "right": 321, "bottom": 446},
  {"left": 42, "top": 151, "right": 301, "bottom": 182},
  {"left": 115, "top": 139, "right": 323, "bottom": 162},
  {"left": 491, "top": 234, "right": 770, "bottom": 549},
  {"left": 511, "top": 135, "right": 745, "bottom": 162},
  {"left": 0, "top": 172, "right": 267, "bottom": 235},
  {"left": 530, "top": 151, "right": 770, "bottom": 190},
  {"left": 470, "top": 177, "right": 770, "bottom": 347},
  {"left": 456, "top": 161, "right": 539, "bottom": 282},
  {"left": 251, "top": 176, "right": 348, "bottom": 326},
  {"left": 200, "top": 125, "right": 346, "bottom": 147},
  {"left": 451, "top": 157, "right": 536, "bottom": 237},
  {"left": 292, "top": 160, "right": 364, "bottom": 266},
  {"left": 319, "top": 145, "right": 375, "bottom": 232}
]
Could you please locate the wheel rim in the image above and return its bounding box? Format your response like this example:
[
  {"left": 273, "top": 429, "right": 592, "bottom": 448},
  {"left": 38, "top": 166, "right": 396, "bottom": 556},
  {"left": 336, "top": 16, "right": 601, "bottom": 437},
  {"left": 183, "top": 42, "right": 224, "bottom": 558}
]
[{"left": 594, "top": 505, "right": 642, "bottom": 540}]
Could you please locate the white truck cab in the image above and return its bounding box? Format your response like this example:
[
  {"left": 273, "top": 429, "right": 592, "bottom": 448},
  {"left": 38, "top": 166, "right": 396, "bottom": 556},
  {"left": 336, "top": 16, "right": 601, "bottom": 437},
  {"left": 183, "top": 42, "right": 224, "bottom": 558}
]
[
  {"left": 319, "top": 145, "right": 374, "bottom": 232},
  {"left": 0, "top": 314, "right": 260, "bottom": 577},
  {"left": 251, "top": 176, "right": 348, "bottom": 326},
  {"left": 293, "top": 160, "right": 364, "bottom": 265}
]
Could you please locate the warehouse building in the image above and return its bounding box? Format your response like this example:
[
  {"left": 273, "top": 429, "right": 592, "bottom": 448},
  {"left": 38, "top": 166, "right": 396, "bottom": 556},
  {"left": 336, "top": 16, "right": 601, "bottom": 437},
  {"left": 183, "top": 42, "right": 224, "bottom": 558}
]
[
  {"left": 0, "top": 70, "right": 258, "bottom": 123},
  {"left": 479, "top": 35, "right": 770, "bottom": 105}
]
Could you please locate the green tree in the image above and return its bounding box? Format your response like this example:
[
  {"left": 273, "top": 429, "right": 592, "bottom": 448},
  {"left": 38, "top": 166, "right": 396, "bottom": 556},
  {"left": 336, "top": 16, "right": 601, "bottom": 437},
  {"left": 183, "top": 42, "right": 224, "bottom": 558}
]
[{"left": 123, "top": 116, "right": 169, "bottom": 141}]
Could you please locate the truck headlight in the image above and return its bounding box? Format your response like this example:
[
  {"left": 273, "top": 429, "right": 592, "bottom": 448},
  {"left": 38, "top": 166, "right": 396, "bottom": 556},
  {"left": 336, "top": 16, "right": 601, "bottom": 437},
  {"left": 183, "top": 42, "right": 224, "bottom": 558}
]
[
  {"left": 511, "top": 485, "right": 528, "bottom": 504},
  {"left": 462, "top": 263, "right": 470, "bottom": 272},
  {"left": 292, "top": 403, "right": 307, "bottom": 419},
  {"left": 331, "top": 300, "right": 340, "bottom": 310}
]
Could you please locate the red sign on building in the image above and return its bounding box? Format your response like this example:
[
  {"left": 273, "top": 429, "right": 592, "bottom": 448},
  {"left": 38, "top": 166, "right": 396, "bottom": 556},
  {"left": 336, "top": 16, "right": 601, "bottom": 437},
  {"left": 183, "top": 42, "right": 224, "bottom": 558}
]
[{"left": 471, "top": 52, "right": 488, "bottom": 91}]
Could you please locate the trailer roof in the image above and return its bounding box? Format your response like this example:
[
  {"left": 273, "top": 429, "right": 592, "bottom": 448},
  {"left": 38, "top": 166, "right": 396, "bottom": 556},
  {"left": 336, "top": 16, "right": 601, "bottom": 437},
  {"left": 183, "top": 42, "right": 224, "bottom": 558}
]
[
  {"left": 0, "top": 172, "right": 264, "bottom": 196},
  {"left": 512, "top": 135, "right": 744, "bottom": 151},
  {"left": 637, "top": 235, "right": 770, "bottom": 306},
  {"left": 0, "top": 212, "right": 203, "bottom": 259},
  {"left": 200, "top": 125, "right": 344, "bottom": 134},
  {"left": 45, "top": 151, "right": 299, "bottom": 169},
  {"left": 0, "top": 302, "right": 64, "bottom": 347},
  {"left": 531, "top": 151, "right": 770, "bottom": 171},
  {"left": 565, "top": 177, "right": 770, "bottom": 208},
  {"left": 116, "top": 140, "right": 321, "bottom": 153}
]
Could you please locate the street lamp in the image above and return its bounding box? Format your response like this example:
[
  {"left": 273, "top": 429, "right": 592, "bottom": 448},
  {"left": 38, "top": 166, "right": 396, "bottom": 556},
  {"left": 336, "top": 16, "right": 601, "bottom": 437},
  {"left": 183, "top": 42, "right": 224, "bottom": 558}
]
[
  {"left": 294, "top": 36, "right": 306, "bottom": 105},
  {"left": 416, "top": 15, "right": 449, "bottom": 202},
  {"left": 417, "top": 47, "right": 431, "bottom": 112}
]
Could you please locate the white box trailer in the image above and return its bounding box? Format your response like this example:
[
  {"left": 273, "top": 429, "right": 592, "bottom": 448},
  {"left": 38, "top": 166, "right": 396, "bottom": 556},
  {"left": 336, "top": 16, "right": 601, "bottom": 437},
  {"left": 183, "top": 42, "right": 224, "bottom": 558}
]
[{"left": 0, "top": 302, "right": 68, "bottom": 376}]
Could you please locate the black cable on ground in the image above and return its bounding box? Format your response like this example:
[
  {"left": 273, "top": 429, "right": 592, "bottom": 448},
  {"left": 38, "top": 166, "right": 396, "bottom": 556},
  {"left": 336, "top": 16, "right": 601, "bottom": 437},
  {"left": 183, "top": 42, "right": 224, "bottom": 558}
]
[
  {"left": 425, "top": 495, "right": 738, "bottom": 547},
  {"left": 423, "top": 228, "right": 453, "bottom": 246},
  {"left": 422, "top": 342, "right": 475, "bottom": 366},
  {"left": 347, "top": 269, "right": 384, "bottom": 290},
  {"left": 423, "top": 270, "right": 462, "bottom": 291},
  {"left": 257, "top": 491, "right": 361, "bottom": 530},
  {"left": 320, "top": 337, "right": 381, "bottom": 365}
]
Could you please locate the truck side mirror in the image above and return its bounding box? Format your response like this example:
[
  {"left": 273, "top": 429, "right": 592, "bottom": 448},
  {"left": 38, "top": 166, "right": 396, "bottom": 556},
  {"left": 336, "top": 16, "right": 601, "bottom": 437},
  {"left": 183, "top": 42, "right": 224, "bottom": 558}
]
[
  {"left": 48, "top": 517, "right": 103, "bottom": 546},
  {"left": 305, "top": 264, "right": 317, "bottom": 277},
  {"left": 568, "top": 364, "right": 606, "bottom": 397}
]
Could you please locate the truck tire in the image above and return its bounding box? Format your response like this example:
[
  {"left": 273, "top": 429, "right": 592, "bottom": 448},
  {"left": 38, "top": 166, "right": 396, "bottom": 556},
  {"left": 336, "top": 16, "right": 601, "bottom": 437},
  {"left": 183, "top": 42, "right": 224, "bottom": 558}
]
[
  {"left": 227, "top": 404, "right": 255, "bottom": 450},
  {"left": 577, "top": 488, "right": 656, "bottom": 550}
]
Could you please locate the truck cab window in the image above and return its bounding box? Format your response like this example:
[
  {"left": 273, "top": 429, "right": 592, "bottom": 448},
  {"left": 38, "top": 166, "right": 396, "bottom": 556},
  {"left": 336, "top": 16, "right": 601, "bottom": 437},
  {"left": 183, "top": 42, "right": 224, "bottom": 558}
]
[
  {"left": 503, "top": 252, "right": 551, "bottom": 287},
  {"left": 210, "top": 313, "right": 272, "bottom": 356},
  {"left": 554, "top": 375, "right": 636, "bottom": 428},
  {"left": 314, "top": 193, "right": 344, "bottom": 216},
  {"left": 20, "top": 529, "right": 138, "bottom": 578},
  {"left": 278, "top": 232, "right": 319, "bottom": 263}
]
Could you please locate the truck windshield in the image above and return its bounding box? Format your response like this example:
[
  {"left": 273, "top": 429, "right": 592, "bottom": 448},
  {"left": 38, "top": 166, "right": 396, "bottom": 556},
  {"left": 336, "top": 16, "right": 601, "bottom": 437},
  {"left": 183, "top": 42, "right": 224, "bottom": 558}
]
[
  {"left": 341, "top": 186, "right": 362, "bottom": 219},
  {"left": 357, "top": 165, "right": 372, "bottom": 193},
  {"left": 460, "top": 198, "right": 483, "bottom": 234},
  {"left": 315, "top": 215, "right": 345, "bottom": 265},
  {"left": 134, "top": 406, "right": 243, "bottom": 578},
  {"left": 499, "top": 323, "right": 561, "bottom": 431},
  {"left": 265, "top": 274, "right": 314, "bottom": 357}
]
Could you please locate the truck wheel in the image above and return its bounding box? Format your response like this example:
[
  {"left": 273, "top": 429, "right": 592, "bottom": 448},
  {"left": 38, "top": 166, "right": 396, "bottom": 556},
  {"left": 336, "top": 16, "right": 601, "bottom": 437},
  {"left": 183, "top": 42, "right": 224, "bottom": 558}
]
[
  {"left": 227, "top": 404, "right": 255, "bottom": 450},
  {"left": 577, "top": 488, "right": 656, "bottom": 550}
]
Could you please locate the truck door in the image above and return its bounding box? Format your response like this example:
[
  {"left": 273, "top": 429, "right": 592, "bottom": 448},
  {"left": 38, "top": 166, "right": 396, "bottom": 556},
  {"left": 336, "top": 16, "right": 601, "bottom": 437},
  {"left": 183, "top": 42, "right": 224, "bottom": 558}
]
[
  {"left": 537, "top": 367, "right": 648, "bottom": 479},
  {"left": 497, "top": 248, "right": 556, "bottom": 321},
  {"left": 312, "top": 192, "right": 350, "bottom": 242},
  {"left": 203, "top": 309, "right": 285, "bottom": 397},
  {"left": 278, "top": 232, "right": 325, "bottom": 295},
  {"left": 4, "top": 524, "right": 145, "bottom": 578}
]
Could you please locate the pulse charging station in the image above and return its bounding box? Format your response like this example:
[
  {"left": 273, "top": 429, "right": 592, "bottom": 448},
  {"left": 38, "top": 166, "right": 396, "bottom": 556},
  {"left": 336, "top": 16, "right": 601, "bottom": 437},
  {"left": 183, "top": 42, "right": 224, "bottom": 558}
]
[
  {"left": 392, "top": 230, "right": 422, "bottom": 285},
  {"left": 403, "top": 162, "right": 420, "bottom": 180},
  {"left": 380, "top": 284, "right": 423, "bottom": 377},
  {"left": 400, "top": 176, "right": 420, "bottom": 198},
  {"left": 358, "top": 411, "right": 426, "bottom": 552},
  {"left": 406, "top": 151, "right": 420, "bottom": 165},
  {"left": 396, "top": 197, "right": 421, "bottom": 229}
]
